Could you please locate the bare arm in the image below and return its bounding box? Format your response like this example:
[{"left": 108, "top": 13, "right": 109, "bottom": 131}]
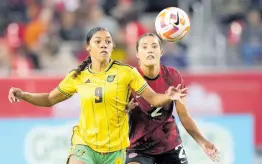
[
  {"left": 176, "top": 98, "right": 220, "bottom": 161},
  {"left": 140, "top": 86, "right": 170, "bottom": 107},
  {"left": 140, "top": 85, "right": 187, "bottom": 107},
  {"left": 9, "top": 87, "right": 69, "bottom": 107},
  {"left": 176, "top": 97, "right": 207, "bottom": 145}
]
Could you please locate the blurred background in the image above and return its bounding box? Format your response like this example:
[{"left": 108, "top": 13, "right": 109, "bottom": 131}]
[{"left": 0, "top": 0, "right": 261, "bottom": 163}]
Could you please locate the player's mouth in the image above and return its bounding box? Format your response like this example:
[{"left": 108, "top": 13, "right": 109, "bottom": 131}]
[
  {"left": 100, "top": 51, "right": 108, "bottom": 55},
  {"left": 146, "top": 55, "right": 155, "bottom": 60}
]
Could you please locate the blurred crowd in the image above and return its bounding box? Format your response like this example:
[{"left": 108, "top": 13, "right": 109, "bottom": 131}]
[{"left": 0, "top": 0, "right": 261, "bottom": 76}]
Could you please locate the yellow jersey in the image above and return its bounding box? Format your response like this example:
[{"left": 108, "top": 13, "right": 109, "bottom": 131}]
[{"left": 57, "top": 60, "right": 147, "bottom": 153}]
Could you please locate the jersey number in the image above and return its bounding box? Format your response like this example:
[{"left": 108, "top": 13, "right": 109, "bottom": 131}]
[
  {"left": 151, "top": 107, "right": 162, "bottom": 117},
  {"left": 175, "top": 144, "right": 187, "bottom": 163},
  {"left": 95, "top": 87, "right": 103, "bottom": 103}
]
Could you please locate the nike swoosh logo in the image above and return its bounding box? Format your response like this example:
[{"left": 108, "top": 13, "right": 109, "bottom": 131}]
[
  {"left": 174, "top": 12, "right": 180, "bottom": 25},
  {"left": 181, "top": 160, "right": 187, "bottom": 163}
]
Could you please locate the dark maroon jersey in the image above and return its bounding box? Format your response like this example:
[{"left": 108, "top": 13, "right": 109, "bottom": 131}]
[{"left": 128, "top": 65, "right": 185, "bottom": 155}]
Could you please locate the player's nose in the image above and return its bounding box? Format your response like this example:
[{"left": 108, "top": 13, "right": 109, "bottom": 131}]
[
  {"left": 100, "top": 42, "right": 108, "bottom": 49},
  {"left": 148, "top": 50, "right": 154, "bottom": 54}
]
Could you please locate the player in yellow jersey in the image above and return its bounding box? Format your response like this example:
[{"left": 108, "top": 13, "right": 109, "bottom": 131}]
[{"left": 8, "top": 27, "right": 187, "bottom": 164}]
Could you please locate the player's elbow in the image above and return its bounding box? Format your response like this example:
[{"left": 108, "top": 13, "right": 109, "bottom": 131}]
[
  {"left": 146, "top": 95, "right": 161, "bottom": 107},
  {"left": 151, "top": 102, "right": 162, "bottom": 107},
  {"left": 140, "top": 87, "right": 162, "bottom": 107},
  {"left": 148, "top": 93, "right": 163, "bottom": 107},
  {"left": 42, "top": 100, "right": 55, "bottom": 107},
  {"left": 46, "top": 94, "right": 57, "bottom": 107},
  {"left": 45, "top": 102, "right": 54, "bottom": 107}
]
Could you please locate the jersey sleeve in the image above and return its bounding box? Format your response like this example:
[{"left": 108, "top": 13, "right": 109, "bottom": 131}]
[
  {"left": 129, "top": 68, "right": 148, "bottom": 95},
  {"left": 170, "top": 68, "right": 186, "bottom": 90},
  {"left": 57, "top": 72, "right": 77, "bottom": 97}
]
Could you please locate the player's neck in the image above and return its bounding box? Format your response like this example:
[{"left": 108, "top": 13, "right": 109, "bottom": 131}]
[
  {"left": 140, "top": 64, "right": 160, "bottom": 79},
  {"left": 91, "top": 60, "right": 110, "bottom": 73}
]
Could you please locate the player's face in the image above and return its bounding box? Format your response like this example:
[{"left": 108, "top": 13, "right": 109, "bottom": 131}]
[
  {"left": 87, "top": 31, "right": 113, "bottom": 63},
  {"left": 137, "top": 36, "right": 163, "bottom": 67}
]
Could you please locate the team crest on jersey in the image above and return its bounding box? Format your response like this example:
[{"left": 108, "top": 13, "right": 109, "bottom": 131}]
[{"left": 107, "top": 75, "right": 116, "bottom": 83}]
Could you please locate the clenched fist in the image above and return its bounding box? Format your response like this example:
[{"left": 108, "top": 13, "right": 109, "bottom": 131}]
[{"left": 8, "top": 87, "right": 23, "bottom": 103}]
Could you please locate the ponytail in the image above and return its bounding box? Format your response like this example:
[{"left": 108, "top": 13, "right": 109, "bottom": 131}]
[{"left": 73, "top": 56, "right": 92, "bottom": 78}]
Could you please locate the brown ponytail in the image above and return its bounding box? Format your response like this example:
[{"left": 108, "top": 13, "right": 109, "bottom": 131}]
[{"left": 73, "top": 56, "right": 91, "bottom": 78}]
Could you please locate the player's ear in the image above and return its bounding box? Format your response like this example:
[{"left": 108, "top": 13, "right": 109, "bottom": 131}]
[
  {"left": 160, "top": 48, "right": 164, "bottom": 56},
  {"left": 136, "top": 52, "right": 140, "bottom": 59},
  {"left": 85, "top": 44, "right": 91, "bottom": 52}
]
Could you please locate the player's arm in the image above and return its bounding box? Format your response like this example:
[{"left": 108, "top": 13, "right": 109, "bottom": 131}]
[
  {"left": 8, "top": 72, "right": 76, "bottom": 107},
  {"left": 9, "top": 87, "right": 71, "bottom": 107},
  {"left": 176, "top": 98, "right": 207, "bottom": 145},
  {"left": 171, "top": 69, "right": 206, "bottom": 143},
  {"left": 140, "top": 86, "right": 171, "bottom": 107},
  {"left": 176, "top": 98, "right": 220, "bottom": 161},
  {"left": 129, "top": 68, "right": 186, "bottom": 107},
  {"left": 22, "top": 88, "right": 68, "bottom": 107}
]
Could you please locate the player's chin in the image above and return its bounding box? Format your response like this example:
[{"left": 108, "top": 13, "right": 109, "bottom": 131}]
[
  {"left": 144, "top": 61, "right": 158, "bottom": 66},
  {"left": 99, "top": 56, "right": 110, "bottom": 62}
]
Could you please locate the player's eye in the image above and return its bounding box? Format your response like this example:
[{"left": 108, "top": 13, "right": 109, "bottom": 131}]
[
  {"left": 152, "top": 45, "right": 158, "bottom": 49},
  {"left": 95, "top": 40, "right": 101, "bottom": 44},
  {"left": 142, "top": 46, "right": 147, "bottom": 49},
  {"left": 106, "top": 40, "right": 112, "bottom": 44}
]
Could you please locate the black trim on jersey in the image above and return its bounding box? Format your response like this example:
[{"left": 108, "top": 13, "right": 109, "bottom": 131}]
[
  {"left": 115, "top": 67, "right": 122, "bottom": 149},
  {"left": 105, "top": 60, "right": 114, "bottom": 72},
  {"left": 66, "top": 155, "right": 72, "bottom": 164},
  {"left": 103, "top": 79, "right": 111, "bottom": 151},
  {"left": 136, "top": 83, "right": 148, "bottom": 95},
  {"left": 91, "top": 94, "right": 98, "bottom": 149},
  {"left": 113, "top": 60, "right": 134, "bottom": 69},
  {"left": 57, "top": 86, "right": 73, "bottom": 98},
  {"left": 126, "top": 88, "right": 132, "bottom": 103},
  {"left": 70, "top": 126, "right": 77, "bottom": 146},
  {"left": 87, "top": 60, "right": 114, "bottom": 74},
  {"left": 143, "top": 74, "right": 160, "bottom": 81}
]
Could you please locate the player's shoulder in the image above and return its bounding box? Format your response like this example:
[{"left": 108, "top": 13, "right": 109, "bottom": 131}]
[
  {"left": 64, "top": 70, "right": 84, "bottom": 81},
  {"left": 112, "top": 60, "right": 134, "bottom": 70},
  {"left": 160, "top": 65, "right": 181, "bottom": 76},
  {"left": 64, "top": 70, "right": 77, "bottom": 79}
]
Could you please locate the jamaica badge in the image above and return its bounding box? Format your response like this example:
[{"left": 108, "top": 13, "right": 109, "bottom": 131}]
[{"left": 107, "top": 75, "right": 116, "bottom": 83}]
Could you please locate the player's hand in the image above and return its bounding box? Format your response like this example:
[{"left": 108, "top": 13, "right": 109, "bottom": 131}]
[
  {"left": 200, "top": 140, "right": 220, "bottom": 162},
  {"left": 8, "top": 87, "right": 23, "bottom": 103},
  {"left": 126, "top": 98, "right": 138, "bottom": 113},
  {"left": 166, "top": 84, "right": 187, "bottom": 102}
]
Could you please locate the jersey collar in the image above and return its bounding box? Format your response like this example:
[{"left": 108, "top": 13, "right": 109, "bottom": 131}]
[
  {"left": 137, "top": 67, "right": 161, "bottom": 81},
  {"left": 87, "top": 60, "right": 114, "bottom": 74}
]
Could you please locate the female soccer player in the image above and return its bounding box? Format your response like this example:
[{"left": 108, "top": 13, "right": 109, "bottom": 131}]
[
  {"left": 8, "top": 27, "right": 187, "bottom": 164},
  {"left": 125, "top": 33, "right": 220, "bottom": 164}
]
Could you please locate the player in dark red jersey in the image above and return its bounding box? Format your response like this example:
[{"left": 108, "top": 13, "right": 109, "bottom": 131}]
[{"left": 125, "top": 33, "right": 220, "bottom": 164}]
